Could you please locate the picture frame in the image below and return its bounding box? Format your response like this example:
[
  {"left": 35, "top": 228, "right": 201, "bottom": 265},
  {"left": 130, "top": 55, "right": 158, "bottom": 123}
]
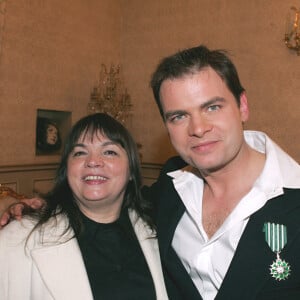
[{"left": 35, "top": 109, "right": 71, "bottom": 156}]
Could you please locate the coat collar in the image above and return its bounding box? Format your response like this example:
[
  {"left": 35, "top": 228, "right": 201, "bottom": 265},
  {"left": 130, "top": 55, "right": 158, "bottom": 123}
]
[
  {"left": 31, "top": 235, "right": 94, "bottom": 300},
  {"left": 128, "top": 209, "right": 169, "bottom": 300},
  {"left": 155, "top": 180, "right": 185, "bottom": 258},
  {"left": 32, "top": 211, "right": 168, "bottom": 300}
]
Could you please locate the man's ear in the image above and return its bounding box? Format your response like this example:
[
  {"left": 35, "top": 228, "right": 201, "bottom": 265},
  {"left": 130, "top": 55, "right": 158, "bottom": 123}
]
[{"left": 239, "top": 92, "right": 249, "bottom": 122}]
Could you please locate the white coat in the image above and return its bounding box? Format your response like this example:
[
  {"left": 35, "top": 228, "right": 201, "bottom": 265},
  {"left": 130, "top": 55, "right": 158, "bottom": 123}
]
[{"left": 0, "top": 209, "right": 169, "bottom": 300}]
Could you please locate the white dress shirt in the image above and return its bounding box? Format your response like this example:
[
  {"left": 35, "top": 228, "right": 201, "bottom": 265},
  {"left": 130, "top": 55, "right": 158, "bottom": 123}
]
[{"left": 169, "top": 131, "right": 300, "bottom": 300}]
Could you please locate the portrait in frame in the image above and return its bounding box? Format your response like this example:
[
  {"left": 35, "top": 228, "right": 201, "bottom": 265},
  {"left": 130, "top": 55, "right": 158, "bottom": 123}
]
[{"left": 35, "top": 109, "right": 71, "bottom": 156}]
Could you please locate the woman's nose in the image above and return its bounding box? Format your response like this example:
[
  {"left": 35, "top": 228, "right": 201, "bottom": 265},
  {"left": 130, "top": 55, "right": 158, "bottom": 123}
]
[{"left": 85, "top": 154, "right": 104, "bottom": 168}]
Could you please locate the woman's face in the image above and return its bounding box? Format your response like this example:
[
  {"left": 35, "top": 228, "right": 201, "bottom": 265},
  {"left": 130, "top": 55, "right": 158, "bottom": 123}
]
[
  {"left": 46, "top": 124, "right": 58, "bottom": 145},
  {"left": 67, "top": 131, "right": 130, "bottom": 223}
]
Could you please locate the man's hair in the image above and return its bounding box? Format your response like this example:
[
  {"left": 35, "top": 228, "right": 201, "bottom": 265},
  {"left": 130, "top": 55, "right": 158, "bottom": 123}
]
[{"left": 150, "top": 45, "right": 245, "bottom": 118}]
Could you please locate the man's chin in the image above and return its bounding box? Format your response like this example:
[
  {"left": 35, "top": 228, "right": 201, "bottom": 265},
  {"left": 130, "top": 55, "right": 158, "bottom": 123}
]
[{"left": 189, "top": 159, "right": 226, "bottom": 174}]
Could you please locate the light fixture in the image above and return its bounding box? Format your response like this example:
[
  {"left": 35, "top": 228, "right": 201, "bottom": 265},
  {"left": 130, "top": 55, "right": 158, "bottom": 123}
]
[
  {"left": 87, "top": 64, "right": 133, "bottom": 124},
  {"left": 284, "top": 6, "right": 300, "bottom": 55}
]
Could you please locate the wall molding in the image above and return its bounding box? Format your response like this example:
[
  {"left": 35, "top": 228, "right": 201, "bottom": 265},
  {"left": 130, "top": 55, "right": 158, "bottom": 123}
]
[
  {"left": 0, "top": 162, "right": 162, "bottom": 196},
  {"left": 0, "top": 163, "right": 58, "bottom": 196}
]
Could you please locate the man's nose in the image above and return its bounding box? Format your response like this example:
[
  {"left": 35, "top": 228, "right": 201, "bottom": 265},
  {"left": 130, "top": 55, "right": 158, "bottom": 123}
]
[{"left": 188, "top": 115, "right": 212, "bottom": 137}]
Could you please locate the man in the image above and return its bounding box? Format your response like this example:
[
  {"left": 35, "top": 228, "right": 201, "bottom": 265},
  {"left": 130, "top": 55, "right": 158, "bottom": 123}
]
[
  {"left": 147, "top": 45, "right": 300, "bottom": 299},
  {"left": 1, "top": 45, "right": 300, "bottom": 299}
]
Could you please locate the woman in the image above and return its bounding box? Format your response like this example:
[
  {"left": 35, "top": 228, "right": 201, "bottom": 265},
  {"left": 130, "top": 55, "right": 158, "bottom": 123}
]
[
  {"left": 36, "top": 117, "right": 62, "bottom": 154},
  {"left": 0, "top": 113, "right": 168, "bottom": 300}
]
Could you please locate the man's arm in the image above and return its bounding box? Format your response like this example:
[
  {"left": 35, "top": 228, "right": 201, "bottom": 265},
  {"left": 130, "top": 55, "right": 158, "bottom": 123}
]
[
  {"left": 0, "top": 186, "right": 44, "bottom": 227},
  {"left": 0, "top": 197, "right": 45, "bottom": 227},
  {"left": 0, "top": 195, "right": 19, "bottom": 216},
  {"left": 142, "top": 156, "right": 187, "bottom": 212}
]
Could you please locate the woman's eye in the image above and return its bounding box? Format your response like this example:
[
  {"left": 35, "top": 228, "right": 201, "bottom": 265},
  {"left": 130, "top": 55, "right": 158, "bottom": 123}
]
[
  {"left": 104, "top": 150, "right": 118, "bottom": 156},
  {"left": 72, "top": 150, "right": 86, "bottom": 157}
]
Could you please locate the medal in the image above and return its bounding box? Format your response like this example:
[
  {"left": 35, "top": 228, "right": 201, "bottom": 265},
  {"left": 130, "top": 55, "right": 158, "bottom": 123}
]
[
  {"left": 263, "top": 222, "right": 291, "bottom": 281},
  {"left": 270, "top": 252, "right": 291, "bottom": 281}
]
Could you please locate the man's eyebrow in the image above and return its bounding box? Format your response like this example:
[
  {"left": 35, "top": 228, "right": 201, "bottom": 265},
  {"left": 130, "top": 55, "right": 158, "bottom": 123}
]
[
  {"left": 164, "top": 110, "right": 186, "bottom": 120},
  {"left": 164, "top": 97, "right": 226, "bottom": 120},
  {"left": 200, "top": 97, "right": 225, "bottom": 109}
]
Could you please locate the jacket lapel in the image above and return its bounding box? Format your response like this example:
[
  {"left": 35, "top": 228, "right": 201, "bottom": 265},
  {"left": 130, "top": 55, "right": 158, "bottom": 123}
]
[
  {"left": 129, "top": 210, "right": 169, "bottom": 300},
  {"left": 216, "top": 189, "right": 300, "bottom": 299},
  {"left": 31, "top": 229, "right": 93, "bottom": 300},
  {"left": 155, "top": 180, "right": 203, "bottom": 299},
  {"left": 156, "top": 181, "right": 186, "bottom": 258}
]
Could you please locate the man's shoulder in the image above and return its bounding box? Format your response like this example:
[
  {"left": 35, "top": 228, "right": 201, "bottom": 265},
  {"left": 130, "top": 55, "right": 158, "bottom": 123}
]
[
  {"left": 260, "top": 188, "right": 300, "bottom": 216},
  {"left": 161, "top": 156, "right": 188, "bottom": 173},
  {"left": 283, "top": 188, "right": 300, "bottom": 199},
  {"left": 142, "top": 156, "right": 187, "bottom": 204}
]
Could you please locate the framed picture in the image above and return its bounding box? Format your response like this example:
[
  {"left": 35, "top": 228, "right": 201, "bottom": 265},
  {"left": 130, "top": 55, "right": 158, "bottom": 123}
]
[{"left": 36, "top": 109, "right": 71, "bottom": 156}]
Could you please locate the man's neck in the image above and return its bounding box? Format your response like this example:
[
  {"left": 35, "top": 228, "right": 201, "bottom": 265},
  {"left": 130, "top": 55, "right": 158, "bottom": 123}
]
[{"left": 201, "top": 145, "right": 266, "bottom": 238}]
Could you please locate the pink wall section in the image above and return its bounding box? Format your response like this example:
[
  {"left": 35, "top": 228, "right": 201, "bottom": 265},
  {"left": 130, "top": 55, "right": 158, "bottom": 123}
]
[
  {"left": 0, "top": 0, "right": 121, "bottom": 165},
  {"left": 121, "top": 0, "right": 300, "bottom": 164},
  {"left": 0, "top": 0, "right": 299, "bottom": 168}
]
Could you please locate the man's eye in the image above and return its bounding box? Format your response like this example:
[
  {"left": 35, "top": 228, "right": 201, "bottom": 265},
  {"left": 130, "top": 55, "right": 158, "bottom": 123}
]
[
  {"left": 168, "top": 114, "right": 186, "bottom": 123},
  {"left": 207, "top": 105, "right": 221, "bottom": 112}
]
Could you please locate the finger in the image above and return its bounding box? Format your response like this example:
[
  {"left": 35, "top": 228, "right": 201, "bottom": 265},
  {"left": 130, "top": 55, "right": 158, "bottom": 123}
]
[
  {"left": 0, "top": 211, "right": 10, "bottom": 227},
  {"left": 9, "top": 203, "right": 25, "bottom": 220},
  {"left": 30, "top": 198, "right": 44, "bottom": 209},
  {"left": 20, "top": 197, "right": 44, "bottom": 210}
]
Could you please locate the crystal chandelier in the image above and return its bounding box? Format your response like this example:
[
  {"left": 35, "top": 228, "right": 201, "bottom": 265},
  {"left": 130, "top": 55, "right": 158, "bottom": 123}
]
[
  {"left": 87, "top": 64, "right": 133, "bottom": 124},
  {"left": 284, "top": 6, "right": 300, "bottom": 56}
]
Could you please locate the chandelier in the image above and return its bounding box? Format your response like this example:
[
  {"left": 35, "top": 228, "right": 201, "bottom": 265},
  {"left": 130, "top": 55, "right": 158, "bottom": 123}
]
[
  {"left": 284, "top": 6, "right": 300, "bottom": 55},
  {"left": 87, "top": 64, "right": 133, "bottom": 123}
]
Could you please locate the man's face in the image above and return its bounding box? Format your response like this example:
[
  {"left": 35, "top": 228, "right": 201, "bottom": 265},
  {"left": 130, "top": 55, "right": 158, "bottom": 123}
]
[{"left": 159, "top": 67, "right": 249, "bottom": 174}]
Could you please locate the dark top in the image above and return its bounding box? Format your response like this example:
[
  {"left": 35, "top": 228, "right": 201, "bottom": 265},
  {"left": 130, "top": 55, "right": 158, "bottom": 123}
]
[{"left": 77, "top": 209, "right": 156, "bottom": 300}]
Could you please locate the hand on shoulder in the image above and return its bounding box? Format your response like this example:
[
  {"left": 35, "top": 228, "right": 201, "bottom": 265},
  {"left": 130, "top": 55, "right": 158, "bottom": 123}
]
[{"left": 0, "top": 187, "right": 45, "bottom": 228}]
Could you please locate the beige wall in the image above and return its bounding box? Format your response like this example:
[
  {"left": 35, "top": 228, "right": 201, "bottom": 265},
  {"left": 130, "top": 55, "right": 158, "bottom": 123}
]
[
  {"left": 0, "top": 0, "right": 299, "bottom": 172},
  {"left": 0, "top": 0, "right": 121, "bottom": 166},
  {"left": 121, "top": 0, "right": 300, "bottom": 164}
]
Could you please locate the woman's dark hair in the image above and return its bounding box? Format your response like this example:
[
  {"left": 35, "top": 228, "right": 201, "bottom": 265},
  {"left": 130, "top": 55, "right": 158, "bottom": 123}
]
[
  {"left": 36, "top": 117, "right": 62, "bottom": 153},
  {"left": 150, "top": 45, "right": 245, "bottom": 118},
  {"left": 33, "top": 113, "right": 154, "bottom": 238}
]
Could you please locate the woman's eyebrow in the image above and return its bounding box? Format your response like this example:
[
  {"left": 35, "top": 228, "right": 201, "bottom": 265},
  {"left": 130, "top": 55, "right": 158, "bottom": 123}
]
[
  {"left": 73, "top": 141, "right": 119, "bottom": 148},
  {"left": 73, "top": 143, "right": 86, "bottom": 148}
]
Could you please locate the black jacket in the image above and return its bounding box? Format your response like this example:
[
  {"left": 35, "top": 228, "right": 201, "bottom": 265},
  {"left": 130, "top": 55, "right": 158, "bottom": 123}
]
[{"left": 143, "top": 156, "right": 300, "bottom": 300}]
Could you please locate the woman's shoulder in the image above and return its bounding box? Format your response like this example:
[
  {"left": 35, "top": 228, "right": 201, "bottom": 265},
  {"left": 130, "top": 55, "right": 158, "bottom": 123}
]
[
  {"left": 0, "top": 217, "right": 37, "bottom": 252},
  {"left": 0, "top": 214, "right": 73, "bottom": 248},
  {"left": 0, "top": 217, "right": 36, "bottom": 236}
]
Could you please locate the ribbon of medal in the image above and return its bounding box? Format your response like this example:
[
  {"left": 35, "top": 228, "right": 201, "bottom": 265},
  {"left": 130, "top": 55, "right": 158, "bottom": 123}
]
[{"left": 263, "top": 222, "right": 291, "bottom": 281}]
